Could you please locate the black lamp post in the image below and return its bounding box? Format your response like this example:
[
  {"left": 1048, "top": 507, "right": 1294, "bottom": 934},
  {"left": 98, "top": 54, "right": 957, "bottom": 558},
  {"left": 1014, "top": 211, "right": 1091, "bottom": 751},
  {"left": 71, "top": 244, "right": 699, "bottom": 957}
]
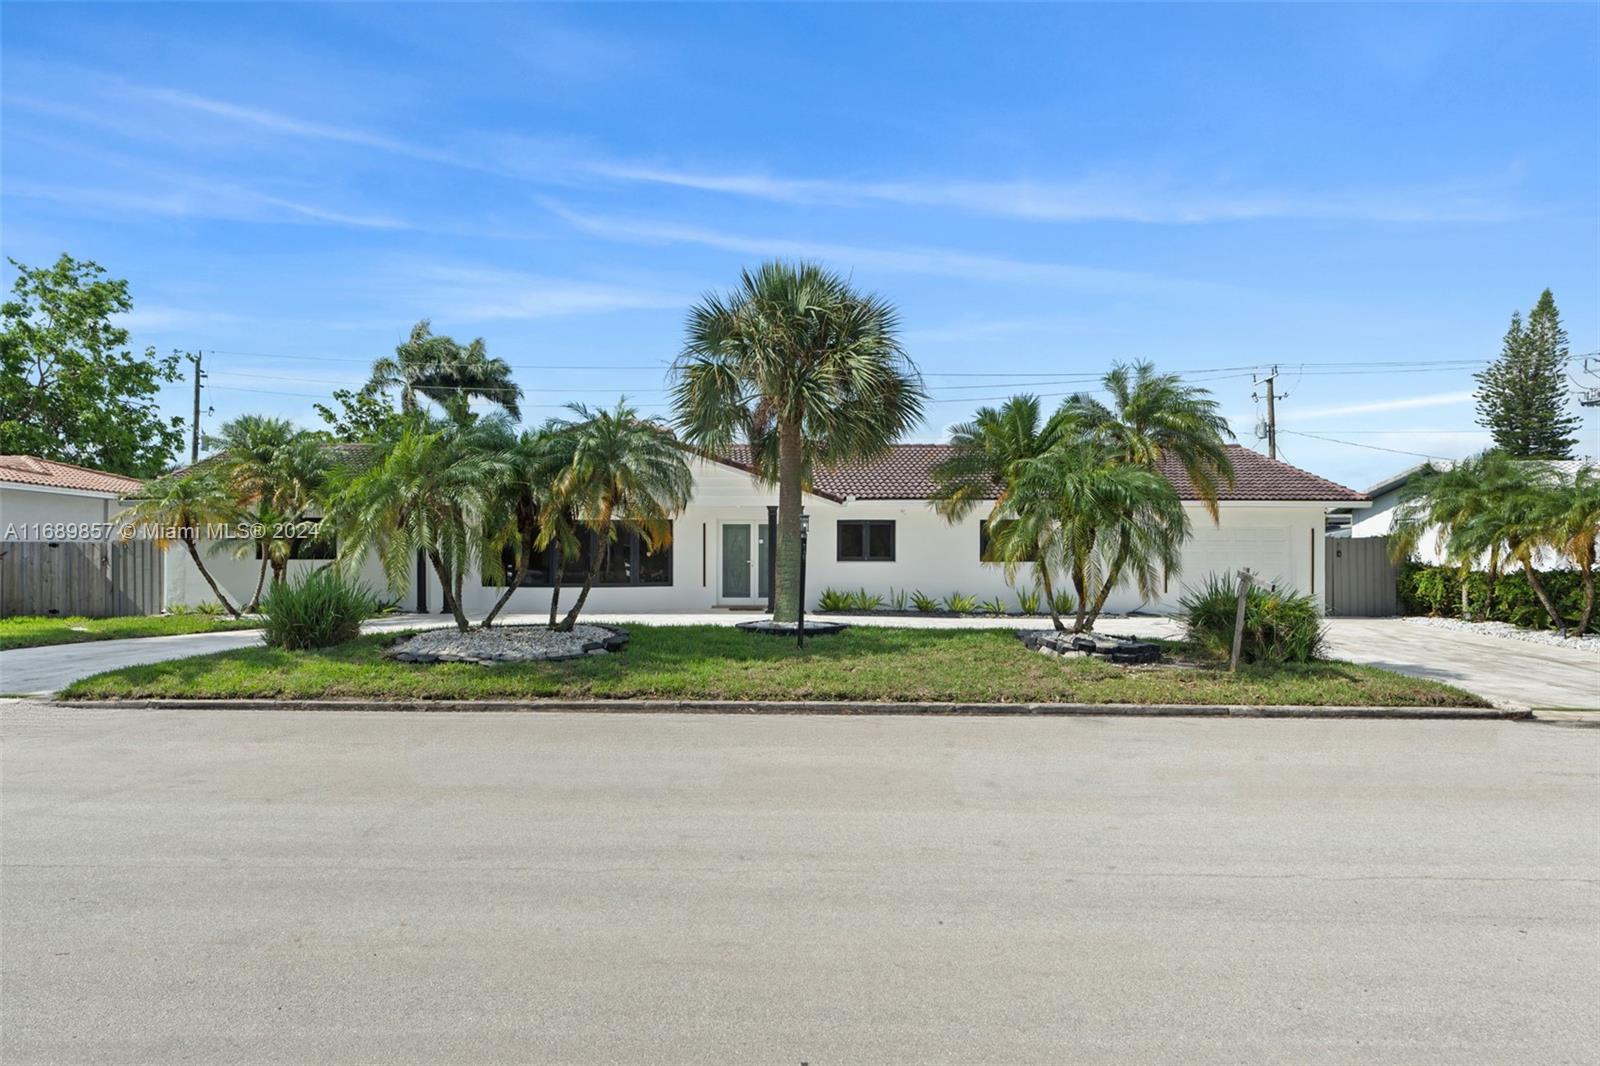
[{"left": 796, "top": 512, "right": 810, "bottom": 649}]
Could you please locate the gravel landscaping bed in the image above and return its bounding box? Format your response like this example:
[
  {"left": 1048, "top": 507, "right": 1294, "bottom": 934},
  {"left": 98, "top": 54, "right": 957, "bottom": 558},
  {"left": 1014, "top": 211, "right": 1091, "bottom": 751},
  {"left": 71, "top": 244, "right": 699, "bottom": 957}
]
[
  {"left": 386, "top": 624, "right": 628, "bottom": 664},
  {"left": 1404, "top": 616, "right": 1600, "bottom": 654}
]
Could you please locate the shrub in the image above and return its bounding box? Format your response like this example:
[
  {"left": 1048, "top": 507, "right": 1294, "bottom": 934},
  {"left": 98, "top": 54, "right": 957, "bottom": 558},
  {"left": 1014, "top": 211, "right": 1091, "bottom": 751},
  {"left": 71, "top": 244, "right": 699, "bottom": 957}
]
[
  {"left": 1014, "top": 588, "right": 1041, "bottom": 615},
  {"left": 165, "top": 603, "right": 193, "bottom": 617},
  {"left": 979, "top": 595, "right": 1009, "bottom": 616},
  {"left": 1050, "top": 589, "right": 1076, "bottom": 617},
  {"left": 1398, "top": 563, "right": 1596, "bottom": 632},
  {"left": 886, "top": 587, "right": 909, "bottom": 612},
  {"left": 817, "top": 587, "right": 853, "bottom": 612},
  {"left": 942, "top": 591, "right": 978, "bottom": 613},
  {"left": 259, "top": 566, "right": 380, "bottom": 650},
  {"left": 910, "top": 589, "right": 939, "bottom": 613},
  {"left": 852, "top": 587, "right": 884, "bottom": 612},
  {"left": 1180, "top": 573, "right": 1326, "bottom": 665}
]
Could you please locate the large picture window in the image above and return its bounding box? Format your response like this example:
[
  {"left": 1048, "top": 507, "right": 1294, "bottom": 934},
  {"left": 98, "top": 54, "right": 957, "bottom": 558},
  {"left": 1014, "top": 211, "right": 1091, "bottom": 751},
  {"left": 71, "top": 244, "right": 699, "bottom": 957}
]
[
  {"left": 490, "top": 522, "right": 673, "bottom": 588},
  {"left": 837, "top": 520, "right": 895, "bottom": 562}
]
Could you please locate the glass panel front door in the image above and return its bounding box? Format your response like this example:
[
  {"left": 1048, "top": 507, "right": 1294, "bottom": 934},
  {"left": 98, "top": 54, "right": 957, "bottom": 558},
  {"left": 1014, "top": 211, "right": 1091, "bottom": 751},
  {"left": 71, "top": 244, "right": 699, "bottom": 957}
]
[{"left": 721, "top": 523, "right": 752, "bottom": 599}]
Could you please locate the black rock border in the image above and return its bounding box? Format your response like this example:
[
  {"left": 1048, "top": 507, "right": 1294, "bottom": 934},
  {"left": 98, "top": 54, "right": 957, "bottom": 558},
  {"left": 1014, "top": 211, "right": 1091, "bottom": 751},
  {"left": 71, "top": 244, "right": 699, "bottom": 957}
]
[
  {"left": 734, "top": 619, "right": 849, "bottom": 638},
  {"left": 1016, "top": 629, "right": 1162, "bottom": 664},
  {"left": 388, "top": 624, "right": 630, "bottom": 665}
]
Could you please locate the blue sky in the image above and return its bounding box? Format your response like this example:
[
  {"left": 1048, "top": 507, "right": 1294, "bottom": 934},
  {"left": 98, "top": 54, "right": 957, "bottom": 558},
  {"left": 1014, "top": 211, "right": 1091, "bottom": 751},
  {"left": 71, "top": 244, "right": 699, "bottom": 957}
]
[{"left": 3, "top": 2, "right": 1596, "bottom": 489}]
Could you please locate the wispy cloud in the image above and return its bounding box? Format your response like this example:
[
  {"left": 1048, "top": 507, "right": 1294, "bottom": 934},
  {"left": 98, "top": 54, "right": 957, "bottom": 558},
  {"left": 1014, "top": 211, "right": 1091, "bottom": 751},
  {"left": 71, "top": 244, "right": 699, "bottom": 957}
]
[
  {"left": 1294, "top": 390, "right": 1476, "bottom": 420},
  {"left": 413, "top": 264, "right": 688, "bottom": 322},
  {"left": 5, "top": 178, "right": 415, "bottom": 231},
  {"left": 543, "top": 202, "right": 1220, "bottom": 295}
]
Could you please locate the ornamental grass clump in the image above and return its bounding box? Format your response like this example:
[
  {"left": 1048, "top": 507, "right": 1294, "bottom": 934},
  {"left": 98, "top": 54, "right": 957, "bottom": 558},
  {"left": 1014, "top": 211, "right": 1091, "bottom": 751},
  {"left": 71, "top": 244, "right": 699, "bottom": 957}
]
[
  {"left": 1179, "top": 573, "right": 1325, "bottom": 665},
  {"left": 259, "top": 566, "right": 381, "bottom": 650}
]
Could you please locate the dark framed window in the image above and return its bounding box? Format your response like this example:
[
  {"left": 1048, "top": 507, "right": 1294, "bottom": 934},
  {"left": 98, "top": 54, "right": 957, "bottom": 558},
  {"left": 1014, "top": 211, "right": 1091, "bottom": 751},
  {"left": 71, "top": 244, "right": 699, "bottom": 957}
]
[
  {"left": 979, "top": 519, "right": 1035, "bottom": 563},
  {"left": 837, "top": 520, "right": 895, "bottom": 562},
  {"left": 255, "top": 521, "right": 336, "bottom": 560},
  {"left": 489, "top": 522, "right": 673, "bottom": 588}
]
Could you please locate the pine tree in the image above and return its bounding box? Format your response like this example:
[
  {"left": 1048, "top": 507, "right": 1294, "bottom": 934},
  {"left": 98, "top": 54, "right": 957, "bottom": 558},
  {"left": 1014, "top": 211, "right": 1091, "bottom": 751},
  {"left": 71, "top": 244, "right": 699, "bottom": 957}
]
[{"left": 1474, "top": 289, "right": 1580, "bottom": 459}]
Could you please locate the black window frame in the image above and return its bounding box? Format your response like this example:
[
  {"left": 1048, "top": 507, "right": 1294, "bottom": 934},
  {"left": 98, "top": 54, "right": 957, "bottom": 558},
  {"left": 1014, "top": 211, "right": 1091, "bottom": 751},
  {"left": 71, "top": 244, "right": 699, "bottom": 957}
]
[
  {"left": 836, "top": 520, "right": 895, "bottom": 562},
  {"left": 490, "top": 522, "right": 673, "bottom": 589}
]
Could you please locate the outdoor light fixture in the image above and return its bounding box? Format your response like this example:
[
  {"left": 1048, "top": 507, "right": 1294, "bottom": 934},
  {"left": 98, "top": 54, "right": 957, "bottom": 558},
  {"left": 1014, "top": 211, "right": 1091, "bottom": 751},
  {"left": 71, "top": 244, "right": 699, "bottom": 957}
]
[{"left": 797, "top": 512, "right": 810, "bottom": 649}]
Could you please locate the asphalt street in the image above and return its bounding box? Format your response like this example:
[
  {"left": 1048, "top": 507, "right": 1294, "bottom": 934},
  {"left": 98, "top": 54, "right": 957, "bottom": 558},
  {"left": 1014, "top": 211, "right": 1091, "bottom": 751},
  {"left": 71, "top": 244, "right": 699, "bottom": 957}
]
[{"left": 2, "top": 702, "right": 1596, "bottom": 1064}]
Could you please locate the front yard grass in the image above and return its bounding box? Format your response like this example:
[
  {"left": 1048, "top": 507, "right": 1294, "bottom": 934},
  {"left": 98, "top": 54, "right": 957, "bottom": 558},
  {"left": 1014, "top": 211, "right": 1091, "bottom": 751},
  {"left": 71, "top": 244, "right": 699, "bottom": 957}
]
[
  {"left": 0, "top": 614, "right": 261, "bottom": 650},
  {"left": 60, "top": 624, "right": 1485, "bottom": 707}
]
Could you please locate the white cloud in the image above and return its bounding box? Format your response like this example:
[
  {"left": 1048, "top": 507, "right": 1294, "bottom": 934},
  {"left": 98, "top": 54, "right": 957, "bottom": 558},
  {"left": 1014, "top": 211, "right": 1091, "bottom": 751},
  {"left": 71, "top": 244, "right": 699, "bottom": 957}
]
[
  {"left": 1293, "top": 390, "right": 1476, "bottom": 420},
  {"left": 6, "top": 177, "right": 413, "bottom": 231},
  {"left": 413, "top": 264, "right": 688, "bottom": 322}
]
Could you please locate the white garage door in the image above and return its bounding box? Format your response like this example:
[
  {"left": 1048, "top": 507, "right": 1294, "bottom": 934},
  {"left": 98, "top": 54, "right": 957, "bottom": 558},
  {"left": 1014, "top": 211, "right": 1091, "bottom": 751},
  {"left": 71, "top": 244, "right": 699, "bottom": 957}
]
[{"left": 1174, "top": 523, "right": 1294, "bottom": 599}]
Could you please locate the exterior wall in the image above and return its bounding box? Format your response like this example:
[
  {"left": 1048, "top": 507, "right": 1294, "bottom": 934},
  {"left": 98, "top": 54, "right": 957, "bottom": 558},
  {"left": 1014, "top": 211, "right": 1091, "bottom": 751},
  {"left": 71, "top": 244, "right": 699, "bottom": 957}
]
[
  {"left": 1351, "top": 486, "right": 1567, "bottom": 570},
  {"left": 165, "top": 538, "right": 398, "bottom": 610},
  {"left": 0, "top": 485, "right": 119, "bottom": 537}
]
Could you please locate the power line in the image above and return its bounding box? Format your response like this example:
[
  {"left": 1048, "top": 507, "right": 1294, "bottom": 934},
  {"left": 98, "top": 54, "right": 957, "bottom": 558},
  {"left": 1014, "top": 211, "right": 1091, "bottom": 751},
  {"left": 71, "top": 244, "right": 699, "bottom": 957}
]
[{"left": 1279, "top": 429, "right": 1454, "bottom": 461}]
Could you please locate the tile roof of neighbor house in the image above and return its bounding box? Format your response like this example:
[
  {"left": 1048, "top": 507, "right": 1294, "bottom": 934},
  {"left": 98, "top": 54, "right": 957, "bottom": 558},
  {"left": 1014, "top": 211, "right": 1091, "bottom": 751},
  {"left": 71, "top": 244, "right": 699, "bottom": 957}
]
[
  {"left": 0, "top": 455, "right": 145, "bottom": 496},
  {"left": 722, "top": 443, "right": 1365, "bottom": 503}
]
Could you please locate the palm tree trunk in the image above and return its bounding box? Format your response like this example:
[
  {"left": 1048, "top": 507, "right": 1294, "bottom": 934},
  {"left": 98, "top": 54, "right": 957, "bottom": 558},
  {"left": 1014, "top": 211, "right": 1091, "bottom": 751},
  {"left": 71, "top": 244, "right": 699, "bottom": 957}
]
[
  {"left": 771, "top": 418, "right": 805, "bottom": 623},
  {"left": 482, "top": 529, "right": 537, "bottom": 629},
  {"left": 1071, "top": 561, "right": 1090, "bottom": 633},
  {"left": 1039, "top": 567, "right": 1065, "bottom": 632},
  {"left": 1082, "top": 542, "right": 1131, "bottom": 633},
  {"left": 245, "top": 549, "right": 270, "bottom": 613},
  {"left": 1521, "top": 556, "right": 1566, "bottom": 632},
  {"left": 548, "top": 559, "right": 565, "bottom": 629},
  {"left": 1578, "top": 554, "right": 1595, "bottom": 634},
  {"left": 554, "top": 541, "right": 608, "bottom": 632},
  {"left": 181, "top": 533, "right": 240, "bottom": 617},
  {"left": 428, "top": 549, "right": 470, "bottom": 632}
]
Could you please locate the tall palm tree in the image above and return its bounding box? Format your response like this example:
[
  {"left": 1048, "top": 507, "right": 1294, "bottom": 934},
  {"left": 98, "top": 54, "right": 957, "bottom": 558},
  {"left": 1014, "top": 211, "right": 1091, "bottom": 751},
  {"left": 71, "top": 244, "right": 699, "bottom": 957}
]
[
  {"left": 674, "top": 261, "right": 925, "bottom": 622},
  {"left": 994, "top": 441, "right": 1188, "bottom": 632},
  {"left": 476, "top": 425, "right": 583, "bottom": 629},
  {"left": 546, "top": 400, "right": 693, "bottom": 632},
  {"left": 1060, "top": 361, "right": 1235, "bottom": 520},
  {"left": 929, "top": 394, "right": 1071, "bottom": 522},
  {"left": 117, "top": 472, "right": 244, "bottom": 617},
  {"left": 334, "top": 415, "right": 512, "bottom": 631},
  {"left": 368, "top": 320, "right": 523, "bottom": 421},
  {"left": 1391, "top": 451, "right": 1518, "bottom": 620},
  {"left": 1547, "top": 466, "right": 1600, "bottom": 633}
]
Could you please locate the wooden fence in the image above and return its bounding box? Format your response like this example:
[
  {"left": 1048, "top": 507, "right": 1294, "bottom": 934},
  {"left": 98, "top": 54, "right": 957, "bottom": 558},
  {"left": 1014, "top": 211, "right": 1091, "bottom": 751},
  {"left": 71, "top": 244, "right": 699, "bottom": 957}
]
[{"left": 0, "top": 540, "right": 164, "bottom": 618}]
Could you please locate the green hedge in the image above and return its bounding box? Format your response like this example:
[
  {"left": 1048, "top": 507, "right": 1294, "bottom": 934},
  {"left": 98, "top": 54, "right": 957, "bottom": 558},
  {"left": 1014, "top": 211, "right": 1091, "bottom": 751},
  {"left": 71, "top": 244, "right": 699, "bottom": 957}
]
[{"left": 1399, "top": 561, "right": 1596, "bottom": 633}]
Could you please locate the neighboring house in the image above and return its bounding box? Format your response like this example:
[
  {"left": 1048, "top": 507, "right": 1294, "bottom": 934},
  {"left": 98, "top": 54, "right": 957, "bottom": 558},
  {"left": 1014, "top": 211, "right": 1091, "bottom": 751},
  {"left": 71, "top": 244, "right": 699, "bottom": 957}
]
[
  {"left": 166, "top": 443, "right": 1367, "bottom": 615},
  {"left": 1345, "top": 458, "right": 1592, "bottom": 567},
  {"left": 0, "top": 456, "right": 156, "bottom": 618},
  {"left": 0, "top": 456, "right": 143, "bottom": 538}
]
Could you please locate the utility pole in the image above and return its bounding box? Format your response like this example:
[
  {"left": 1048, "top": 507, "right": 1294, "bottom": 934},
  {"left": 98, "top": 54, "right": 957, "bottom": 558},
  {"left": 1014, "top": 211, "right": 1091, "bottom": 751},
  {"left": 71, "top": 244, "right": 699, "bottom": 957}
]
[
  {"left": 1253, "top": 366, "right": 1282, "bottom": 460},
  {"left": 187, "top": 351, "right": 206, "bottom": 463}
]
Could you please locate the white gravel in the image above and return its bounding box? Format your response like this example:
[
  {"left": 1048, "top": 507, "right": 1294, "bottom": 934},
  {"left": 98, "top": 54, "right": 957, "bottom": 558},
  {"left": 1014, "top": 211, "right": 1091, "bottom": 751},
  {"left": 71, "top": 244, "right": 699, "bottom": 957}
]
[
  {"left": 387, "top": 624, "right": 625, "bottom": 664},
  {"left": 1404, "top": 616, "right": 1600, "bottom": 654}
]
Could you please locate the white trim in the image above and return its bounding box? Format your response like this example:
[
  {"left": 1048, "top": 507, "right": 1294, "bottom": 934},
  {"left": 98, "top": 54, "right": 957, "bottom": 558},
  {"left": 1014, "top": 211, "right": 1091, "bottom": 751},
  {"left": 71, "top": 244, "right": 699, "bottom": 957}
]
[{"left": 0, "top": 481, "right": 131, "bottom": 502}]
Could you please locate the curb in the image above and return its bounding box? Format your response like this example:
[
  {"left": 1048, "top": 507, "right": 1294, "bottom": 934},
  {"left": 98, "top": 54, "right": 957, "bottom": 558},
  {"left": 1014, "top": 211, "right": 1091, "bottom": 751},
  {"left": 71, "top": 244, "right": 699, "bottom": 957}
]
[{"left": 47, "top": 698, "right": 1529, "bottom": 720}]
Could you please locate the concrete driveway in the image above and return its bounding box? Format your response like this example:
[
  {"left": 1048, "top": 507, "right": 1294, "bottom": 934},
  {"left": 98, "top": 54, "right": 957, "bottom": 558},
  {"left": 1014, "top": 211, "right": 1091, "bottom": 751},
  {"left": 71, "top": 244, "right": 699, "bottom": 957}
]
[
  {"left": 1323, "top": 618, "right": 1599, "bottom": 711},
  {"left": 2, "top": 702, "right": 1595, "bottom": 1064},
  {"left": 0, "top": 612, "right": 1181, "bottom": 696}
]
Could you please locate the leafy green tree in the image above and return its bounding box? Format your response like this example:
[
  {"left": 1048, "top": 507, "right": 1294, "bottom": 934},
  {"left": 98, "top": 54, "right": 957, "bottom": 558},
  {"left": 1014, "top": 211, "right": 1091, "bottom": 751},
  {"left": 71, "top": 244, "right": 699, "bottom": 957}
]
[
  {"left": 206, "top": 415, "right": 298, "bottom": 609},
  {"left": 545, "top": 401, "right": 693, "bottom": 632},
  {"left": 367, "top": 320, "right": 522, "bottom": 421},
  {"left": 117, "top": 472, "right": 244, "bottom": 617},
  {"left": 334, "top": 416, "right": 512, "bottom": 631},
  {"left": 1474, "top": 290, "right": 1580, "bottom": 459},
  {"left": 1548, "top": 466, "right": 1600, "bottom": 633},
  {"left": 476, "top": 425, "right": 582, "bottom": 629},
  {"left": 674, "top": 261, "right": 924, "bottom": 622},
  {"left": 0, "top": 255, "right": 184, "bottom": 476},
  {"left": 313, "top": 386, "right": 413, "bottom": 442},
  {"left": 993, "top": 441, "right": 1188, "bottom": 632}
]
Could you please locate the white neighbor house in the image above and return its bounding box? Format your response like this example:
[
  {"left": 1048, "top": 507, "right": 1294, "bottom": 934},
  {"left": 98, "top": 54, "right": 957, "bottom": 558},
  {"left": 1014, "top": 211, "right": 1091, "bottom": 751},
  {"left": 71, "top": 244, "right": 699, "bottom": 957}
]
[{"left": 165, "top": 443, "right": 1367, "bottom": 616}]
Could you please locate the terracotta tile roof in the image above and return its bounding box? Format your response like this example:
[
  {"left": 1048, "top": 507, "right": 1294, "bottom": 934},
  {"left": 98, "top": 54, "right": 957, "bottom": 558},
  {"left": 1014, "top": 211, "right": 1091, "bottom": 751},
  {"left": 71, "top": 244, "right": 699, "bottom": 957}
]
[
  {"left": 0, "top": 455, "right": 144, "bottom": 495},
  {"left": 721, "top": 443, "right": 1364, "bottom": 503}
]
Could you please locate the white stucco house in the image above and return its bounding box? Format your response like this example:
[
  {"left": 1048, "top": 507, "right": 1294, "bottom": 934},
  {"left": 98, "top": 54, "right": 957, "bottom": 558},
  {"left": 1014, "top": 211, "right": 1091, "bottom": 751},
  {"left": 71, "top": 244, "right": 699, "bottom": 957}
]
[{"left": 164, "top": 443, "right": 1368, "bottom": 616}]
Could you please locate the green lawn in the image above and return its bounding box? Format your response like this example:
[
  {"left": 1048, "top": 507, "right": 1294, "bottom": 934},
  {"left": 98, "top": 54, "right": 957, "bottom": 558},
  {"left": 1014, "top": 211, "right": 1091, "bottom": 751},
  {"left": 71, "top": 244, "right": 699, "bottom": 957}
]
[
  {"left": 60, "top": 624, "right": 1485, "bottom": 707},
  {"left": 0, "top": 614, "right": 261, "bottom": 650}
]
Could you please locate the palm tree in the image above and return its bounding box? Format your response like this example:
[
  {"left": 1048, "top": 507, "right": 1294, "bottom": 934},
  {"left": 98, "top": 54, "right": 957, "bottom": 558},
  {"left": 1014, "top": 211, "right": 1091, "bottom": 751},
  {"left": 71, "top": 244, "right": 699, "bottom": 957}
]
[
  {"left": 368, "top": 320, "right": 522, "bottom": 421},
  {"left": 994, "top": 441, "right": 1188, "bottom": 632},
  {"left": 1059, "top": 361, "right": 1235, "bottom": 520},
  {"left": 206, "top": 415, "right": 297, "bottom": 610},
  {"left": 476, "top": 426, "right": 583, "bottom": 629},
  {"left": 117, "top": 472, "right": 244, "bottom": 617},
  {"left": 674, "top": 261, "right": 925, "bottom": 622},
  {"left": 334, "top": 415, "right": 512, "bottom": 631},
  {"left": 1548, "top": 466, "right": 1600, "bottom": 633},
  {"left": 930, "top": 394, "right": 1071, "bottom": 522},
  {"left": 545, "top": 400, "right": 693, "bottom": 632}
]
